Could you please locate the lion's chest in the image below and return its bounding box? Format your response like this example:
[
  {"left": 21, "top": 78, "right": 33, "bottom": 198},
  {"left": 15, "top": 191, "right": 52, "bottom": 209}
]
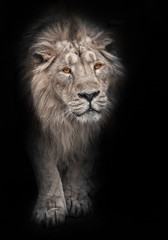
[{"left": 53, "top": 122, "right": 91, "bottom": 164}]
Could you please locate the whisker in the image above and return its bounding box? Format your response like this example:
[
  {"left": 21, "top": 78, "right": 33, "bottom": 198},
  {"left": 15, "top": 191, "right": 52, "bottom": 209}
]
[
  {"left": 96, "top": 100, "right": 107, "bottom": 104},
  {"left": 69, "top": 102, "right": 84, "bottom": 107},
  {"left": 73, "top": 106, "right": 86, "bottom": 111},
  {"left": 54, "top": 108, "right": 71, "bottom": 119},
  {"left": 64, "top": 109, "right": 74, "bottom": 119}
]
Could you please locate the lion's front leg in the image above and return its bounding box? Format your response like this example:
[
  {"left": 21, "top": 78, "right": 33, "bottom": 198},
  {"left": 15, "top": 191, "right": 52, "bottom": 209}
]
[
  {"left": 31, "top": 144, "right": 67, "bottom": 227},
  {"left": 63, "top": 158, "right": 94, "bottom": 217}
]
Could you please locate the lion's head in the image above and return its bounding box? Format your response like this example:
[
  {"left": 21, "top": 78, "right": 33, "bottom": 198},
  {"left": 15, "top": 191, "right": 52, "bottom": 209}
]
[{"left": 21, "top": 14, "right": 123, "bottom": 129}]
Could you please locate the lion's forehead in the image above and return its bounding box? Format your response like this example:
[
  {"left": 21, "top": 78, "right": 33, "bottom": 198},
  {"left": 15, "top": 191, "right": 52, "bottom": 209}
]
[{"left": 56, "top": 39, "right": 97, "bottom": 64}]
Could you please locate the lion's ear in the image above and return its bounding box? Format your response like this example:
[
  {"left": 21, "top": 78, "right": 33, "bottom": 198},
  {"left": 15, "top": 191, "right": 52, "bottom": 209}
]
[
  {"left": 103, "top": 32, "right": 117, "bottom": 50},
  {"left": 93, "top": 32, "right": 116, "bottom": 52},
  {"left": 103, "top": 37, "right": 114, "bottom": 47},
  {"left": 32, "top": 51, "right": 53, "bottom": 64},
  {"left": 105, "top": 40, "right": 118, "bottom": 54},
  {"left": 30, "top": 42, "right": 54, "bottom": 65}
]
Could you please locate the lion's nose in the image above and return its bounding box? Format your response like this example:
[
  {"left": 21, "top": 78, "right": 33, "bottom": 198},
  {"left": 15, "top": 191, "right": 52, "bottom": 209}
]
[{"left": 78, "top": 90, "right": 100, "bottom": 102}]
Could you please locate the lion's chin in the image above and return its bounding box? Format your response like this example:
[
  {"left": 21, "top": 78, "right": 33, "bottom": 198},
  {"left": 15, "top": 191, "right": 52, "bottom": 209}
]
[{"left": 74, "top": 110, "right": 101, "bottom": 123}]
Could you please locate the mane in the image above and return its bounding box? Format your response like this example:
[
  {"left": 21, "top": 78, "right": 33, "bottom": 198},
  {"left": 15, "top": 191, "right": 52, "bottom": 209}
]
[{"left": 18, "top": 11, "right": 124, "bottom": 164}]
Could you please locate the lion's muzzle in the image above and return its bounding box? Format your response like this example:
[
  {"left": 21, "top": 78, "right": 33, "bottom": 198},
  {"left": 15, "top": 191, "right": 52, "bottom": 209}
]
[{"left": 77, "top": 90, "right": 100, "bottom": 102}]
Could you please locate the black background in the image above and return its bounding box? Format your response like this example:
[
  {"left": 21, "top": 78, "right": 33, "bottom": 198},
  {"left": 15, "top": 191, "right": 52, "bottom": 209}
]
[{"left": 1, "top": 0, "right": 168, "bottom": 238}]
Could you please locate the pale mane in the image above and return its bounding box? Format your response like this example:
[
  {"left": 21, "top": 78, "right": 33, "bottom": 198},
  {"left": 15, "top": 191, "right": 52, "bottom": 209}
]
[{"left": 20, "top": 14, "right": 123, "bottom": 163}]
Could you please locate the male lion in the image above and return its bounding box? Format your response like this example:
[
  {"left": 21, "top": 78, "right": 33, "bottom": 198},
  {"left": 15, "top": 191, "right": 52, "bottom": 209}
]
[{"left": 19, "top": 9, "right": 124, "bottom": 227}]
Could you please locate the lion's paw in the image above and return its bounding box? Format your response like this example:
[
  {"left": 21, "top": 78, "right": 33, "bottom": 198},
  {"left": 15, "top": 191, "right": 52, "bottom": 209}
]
[
  {"left": 32, "top": 196, "right": 67, "bottom": 228},
  {"left": 66, "top": 195, "right": 92, "bottom": 217}
]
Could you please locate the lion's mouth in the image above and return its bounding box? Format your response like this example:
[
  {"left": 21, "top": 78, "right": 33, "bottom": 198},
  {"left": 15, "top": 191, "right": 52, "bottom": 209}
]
[{"left": 73, "top": 107, "right": 101, "bottom": 117}]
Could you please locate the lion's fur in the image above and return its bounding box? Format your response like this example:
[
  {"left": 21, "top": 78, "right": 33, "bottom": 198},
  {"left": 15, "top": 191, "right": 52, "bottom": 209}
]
[{"left": 18, "top": 9, "right": 124, "bottom": 226}]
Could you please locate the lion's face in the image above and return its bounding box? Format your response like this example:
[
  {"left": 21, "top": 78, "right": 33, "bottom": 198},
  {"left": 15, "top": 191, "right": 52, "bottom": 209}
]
[
  {"left": 27, "top": 20, "right": 123, "bottom": 127},
  {"left": 44, "top": 39, "right": 114, "bottom": 123}
]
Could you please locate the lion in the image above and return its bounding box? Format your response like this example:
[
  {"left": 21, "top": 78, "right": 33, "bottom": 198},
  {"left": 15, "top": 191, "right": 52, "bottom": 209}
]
[{"left": 18, "top": 9, "right": 124, "bottom": 227}]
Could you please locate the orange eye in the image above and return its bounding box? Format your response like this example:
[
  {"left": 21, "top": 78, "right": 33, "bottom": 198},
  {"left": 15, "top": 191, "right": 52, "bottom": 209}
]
[
  {"left": 94, "top": 63, "right": 102, "bottom": 70},
  {"left": 63, "top": 67, "right": 71, "bottom": 73}
]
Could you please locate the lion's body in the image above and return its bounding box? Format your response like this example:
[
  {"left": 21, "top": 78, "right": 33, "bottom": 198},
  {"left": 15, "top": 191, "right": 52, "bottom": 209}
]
[{"left": 19, "top": 10, "right": 123, "bottom": 227}]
